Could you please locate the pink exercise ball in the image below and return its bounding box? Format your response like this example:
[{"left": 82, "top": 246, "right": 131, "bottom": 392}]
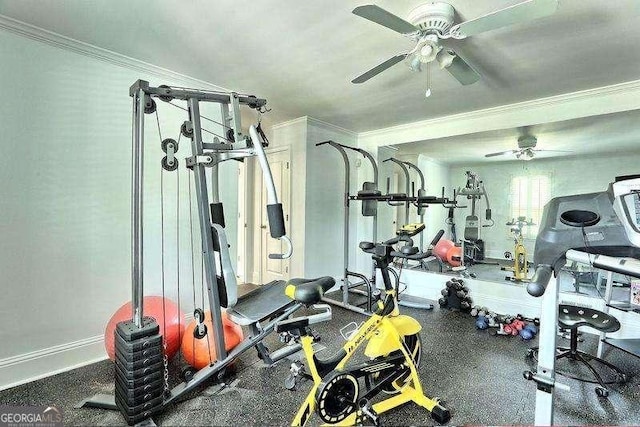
[
  {"left": 104, "top": 295, "right": 185, "bottom": 361},
  {"left": 446, "top": 246, "right": 463, "bottom": 267},
  {"left": 433, "top": 239, "right": 455, "bottom": 261}
]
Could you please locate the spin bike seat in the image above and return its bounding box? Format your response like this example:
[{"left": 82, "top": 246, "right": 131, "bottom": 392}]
[{"left": 285, "top": 277, "right": 335, "bottom": 305}]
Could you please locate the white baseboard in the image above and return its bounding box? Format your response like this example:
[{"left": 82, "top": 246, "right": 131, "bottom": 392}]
[
  {"left": 0, "top": 335, "right": 107, "bottom": 391},
  {"left": 0, "top": 313, "right": 198, "bottom": 392}
]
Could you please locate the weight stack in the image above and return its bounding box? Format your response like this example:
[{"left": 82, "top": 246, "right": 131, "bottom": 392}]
[{"left": 114, "top": 317, "right": 165, "bottom": 425}]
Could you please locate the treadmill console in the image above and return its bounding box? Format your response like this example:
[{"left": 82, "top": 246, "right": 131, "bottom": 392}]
[{"left": 534, "top": 175, "right": 640, "bottom": 271}]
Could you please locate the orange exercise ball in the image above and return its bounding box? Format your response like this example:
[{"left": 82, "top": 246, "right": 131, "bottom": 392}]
[
  {"left": 446, "top": 245, "right": 463, "bottom": 267},
  {"left": 433, "top": 239, "right": 455, "bottom": 261},
  {"left": 181, "top": 311, "right": 244, "bottom": 370},
  {"left": 105, "top": 295, "right": 185, "bottom": 361}
]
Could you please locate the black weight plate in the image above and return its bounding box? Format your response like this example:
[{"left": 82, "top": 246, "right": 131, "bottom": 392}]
[
  {"left": 115, "top": 347, "right": 163, "bottom": 370},
  {"left": 114, "top": 342, "right": 163, "bottom": 362},
  {"left": 115, "top": 360, "right": 163, "bottom": 381},
  {"left": 115, "top": 331, "right": 162, "bottom": 354},
  {"left": 115, "top": 384, "right": 164, "bottom": 406},
  {"left": 116, "top": 317, "right": 159, "bottom": 342},
  {"left": 115, "top": 365, "right": 163, "bottom": 389},
  {"left": 115, "top": 393, "right": 163, "bottom": 417},
  {"left": 115, "top": 376, "right": 164, "bottom": 399}
]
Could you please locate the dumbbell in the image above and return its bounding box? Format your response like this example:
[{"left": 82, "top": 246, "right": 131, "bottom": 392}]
[
  {"left": 470, "top": 306, "right": 481, "bottom": 317},
  {"left": 516, "top": 314, "right": 541, "bottom": 326},
  {"left": 519, "top": 323, "right": 538, "bottom": 340},
  {"left": 441, "top": 288, "right": 450, "bottom": 296},
  {"left": 446, "top": 281, "right": 455, "bottom": 289},
  {"left": 512, "top": 320, "right": 525, "bottom": 331},
  {"left": 475, "top": 316, "right": 489, "bottom": 330},
  {"left": 461, "top": 301, "right": 471, "bottom": 311},
  {"left": 438, "top": 297, "right": 447, "bottom": 307}
]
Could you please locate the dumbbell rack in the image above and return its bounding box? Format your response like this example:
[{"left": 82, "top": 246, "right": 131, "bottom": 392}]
[{"left": 438, "top": 278, "right": 473, "bottom": 312}]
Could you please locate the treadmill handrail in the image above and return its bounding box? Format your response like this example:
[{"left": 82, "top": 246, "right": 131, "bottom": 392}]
[
  {"left": 527, "top": 264, "right": 553, "bottom": 297},
  {"left": 566, "top": 249, "right": 640, "bottom": 279}
]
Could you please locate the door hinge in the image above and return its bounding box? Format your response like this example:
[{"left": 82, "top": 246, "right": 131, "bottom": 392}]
[
  {"left": 286, "top": 214, "right": 289, "bottom": 221},
  {"left": 285, "top": 265, "right": 289, "bottom": 273},
  {"left": 286, "top": 161, "right": 289, "bottom": 170}
]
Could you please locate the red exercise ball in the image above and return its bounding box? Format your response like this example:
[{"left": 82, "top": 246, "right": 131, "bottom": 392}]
[
  {"left": 434, "top": 239, "right": 455, "bottom": 261},
  {"left": 181, "top": 311, "right": 244, "bottom": 370},
  {"left": 446, "top": 245, "right": 463, "bottom": 267},
  {"left": 104, "top": 295, "right": 185, "bottom": 361}
]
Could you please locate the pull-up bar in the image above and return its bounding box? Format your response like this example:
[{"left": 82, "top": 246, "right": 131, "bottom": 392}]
[{"left": 316, "top": 140, "right": 378, "bottom": 315}]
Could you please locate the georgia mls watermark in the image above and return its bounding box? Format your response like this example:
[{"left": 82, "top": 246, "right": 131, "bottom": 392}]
[{"left": 0, "top": 406, "right": 63, "bottom": 427}]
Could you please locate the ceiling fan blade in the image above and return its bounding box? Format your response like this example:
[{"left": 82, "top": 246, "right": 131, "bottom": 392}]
[
  {"left": 453, "top": 0, "right": 558, "bottom": 38},
  {"left": 352, "top": 5, "right": 418, "bottom": 34},
  {"left": 352, "top": 54, "right": 406, "bottom": 84},
  {"left": 440, "top": 50, "right": 480, "bottom": 86},
  {"left": 485, "top": 150, "right": 518, "bottom": 158},
  {"left": 533, "top": 149, "right": 573, "bottom": 153}
]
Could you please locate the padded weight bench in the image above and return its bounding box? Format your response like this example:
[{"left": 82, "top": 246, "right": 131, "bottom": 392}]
[{"left": 226, "top": 280, "right": 294, "bottom": 326}]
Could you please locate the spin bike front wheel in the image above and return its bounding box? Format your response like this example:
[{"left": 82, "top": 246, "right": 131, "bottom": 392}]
[{"left": 365, "top": 333, "right": 422, "bottom": 395}]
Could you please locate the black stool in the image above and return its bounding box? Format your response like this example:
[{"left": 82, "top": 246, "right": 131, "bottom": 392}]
[{"left": 529, "top": 304, "right": 628, "bottom": 397}]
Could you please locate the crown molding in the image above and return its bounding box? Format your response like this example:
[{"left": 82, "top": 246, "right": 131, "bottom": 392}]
[
  {"left": 271, "top": 116, "right": 309, "bottom": 130},
  {"left": 0, "top": 14, "right": 227, "bottom": 91},
  {"left": 307, "top": 116, "right": 357, "bottom": 138},
  {"left": 272, "top": 116, "right": 357, "bottom": 138},
  {"left": 358, "top": 79, "right": 640, "bottom": 147}
]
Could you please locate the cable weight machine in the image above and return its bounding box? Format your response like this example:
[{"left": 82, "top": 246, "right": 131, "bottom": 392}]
[
  {"left": 454, "top": 170, "right": 495, "bottom": 264},
  {"left": 81, "top": 81, "right": 332, "bottom": 425}
]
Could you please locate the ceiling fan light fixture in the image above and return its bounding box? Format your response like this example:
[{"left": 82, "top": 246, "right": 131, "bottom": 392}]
[
  {"left": 417, "top": 36, "right": 440, "bottom": 63},
  {"left": 436, "top": 49, "right": 456, "bottom": 69},
  {"left": 407, "top": 54, "right": 422, "bottom": 72}
]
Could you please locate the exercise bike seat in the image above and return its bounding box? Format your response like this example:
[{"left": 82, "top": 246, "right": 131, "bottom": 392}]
[{"left": 285, "top": 277, "right": 335, "bottom": 305}]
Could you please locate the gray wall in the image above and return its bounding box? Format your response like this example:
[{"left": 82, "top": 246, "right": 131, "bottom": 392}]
[
  {"left": 0, "top": 28, "right": 238, "bottom": 387},
  {"left": 305, "top": 121, "right": 358, "bottom": 279}
]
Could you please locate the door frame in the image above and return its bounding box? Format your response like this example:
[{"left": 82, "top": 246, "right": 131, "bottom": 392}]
[{"left": 240, "top": 145, "right": 291, "bottom": 285}]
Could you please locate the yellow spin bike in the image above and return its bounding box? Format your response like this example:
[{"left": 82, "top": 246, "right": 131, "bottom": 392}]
[{"left": 276, "top": 241, "right": 450, "bottom": 426}]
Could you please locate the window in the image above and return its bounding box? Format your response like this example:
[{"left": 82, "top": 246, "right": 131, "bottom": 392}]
[{"left": 510, "top": 175, "right": 551, "bottom": 238}]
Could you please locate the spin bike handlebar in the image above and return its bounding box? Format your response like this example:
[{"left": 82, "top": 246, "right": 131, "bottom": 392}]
[
  {"left": 359, "top": 241, "right": 433, "bottom": 261},
  {"left": 250, "top": 125, "right": 292, "bottom": 260}
]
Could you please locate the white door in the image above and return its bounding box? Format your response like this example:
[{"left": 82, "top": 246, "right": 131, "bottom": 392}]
[{"left": 254, "top": 149, "right": 290, "bottom": 284}]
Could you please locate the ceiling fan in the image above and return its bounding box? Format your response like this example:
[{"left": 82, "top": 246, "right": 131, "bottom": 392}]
[
  {"left": 484, "top": 135, "right": 571, "bottom": 161},
  {"left": 351, "top": 0, "right": 559, "bottom": 97}
]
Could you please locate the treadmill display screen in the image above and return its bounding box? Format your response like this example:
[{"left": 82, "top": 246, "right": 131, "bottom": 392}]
[{"left": 621, "top": 193, "right": 640, "bottom": 230}]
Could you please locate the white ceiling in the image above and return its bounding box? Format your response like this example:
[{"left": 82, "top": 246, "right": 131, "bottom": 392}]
[
  {"left": 0, "top": 0, "right": 639, "bottom": 132},
  {"left": 395, "top": 109, "right": 640, "bottom": 164}
]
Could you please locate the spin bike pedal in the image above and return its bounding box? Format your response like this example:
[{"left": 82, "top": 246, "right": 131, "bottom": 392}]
[
  {"left": 310, "top": 329, "right": 321, "bottom": 343},
  {"left": 357, "top": 400, "right": 380, "bottom": 427},
  {"left": 284, "top": 361, "right": 308, "bottom": 391}
]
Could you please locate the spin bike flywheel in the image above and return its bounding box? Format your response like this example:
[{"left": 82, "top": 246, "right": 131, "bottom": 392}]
[
  {"left": 365, "top": 333, "right": 422, "bottom": 394},
  {"left": 315, "top": 373, "right": 359, "bottom": 424}
]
